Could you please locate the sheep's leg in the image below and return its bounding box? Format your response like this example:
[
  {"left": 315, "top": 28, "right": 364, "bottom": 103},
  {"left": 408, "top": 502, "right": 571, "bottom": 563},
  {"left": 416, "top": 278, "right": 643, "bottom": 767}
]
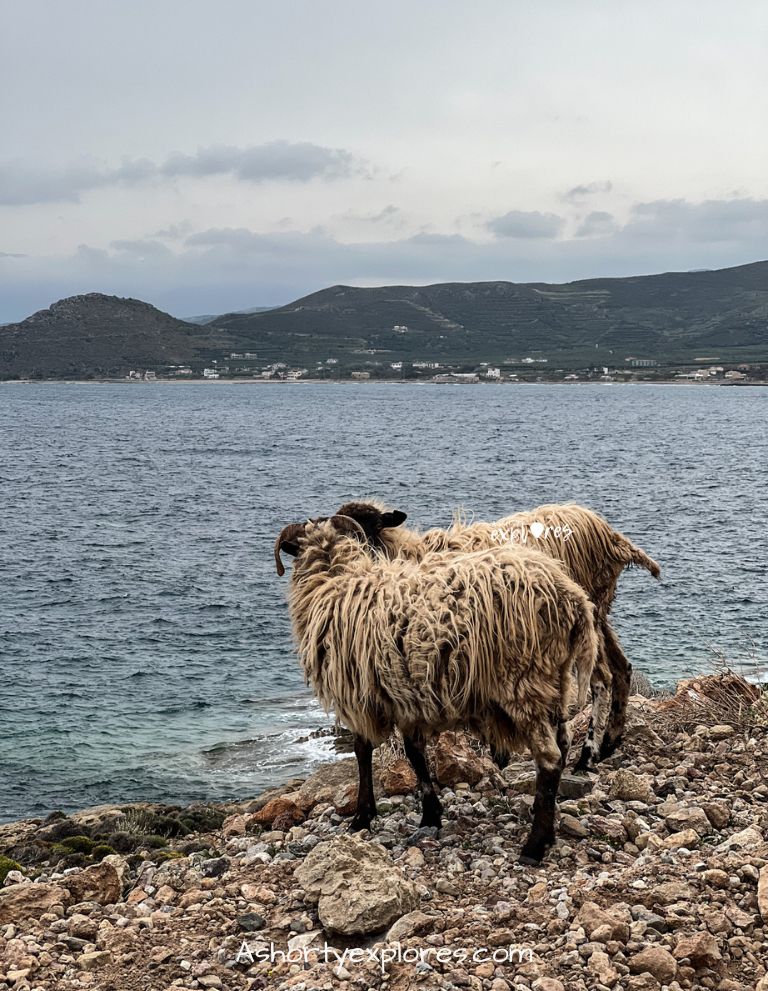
[
  {"left": 490, "top": 744, "right": 511, "bottom": 770},
  {"left": 573, "top": 637, "right": 612, "bottom": 773},
  {"left": 403, "top": 732, "right": 442, "bottom": 829},
  {"left": 519, "top": 722, "right": 564, "bottom": 865},
  {"left": 598, "top": 623, "right": 632, "bottom": 761},
  {"left": 349, "top": 735, "right": 377, "bottom": 831},
  {"left": 556, "top": 717, "right": 571, "bottom": 769}
]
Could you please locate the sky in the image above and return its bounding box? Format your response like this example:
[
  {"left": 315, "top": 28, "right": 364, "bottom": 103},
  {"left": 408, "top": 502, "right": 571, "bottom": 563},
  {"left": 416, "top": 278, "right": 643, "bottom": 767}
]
[{"left": 1, "top": 0, "right": 767, "bottom": 322}]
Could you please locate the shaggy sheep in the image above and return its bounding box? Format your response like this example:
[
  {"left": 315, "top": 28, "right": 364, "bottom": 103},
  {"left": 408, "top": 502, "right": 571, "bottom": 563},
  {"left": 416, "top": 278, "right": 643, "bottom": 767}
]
[
  {"left": 275, "top": 514, "right": 598, "bottom": 864},
  {"left": 334, "top": 500, "right": 660, "bottom": 771}
]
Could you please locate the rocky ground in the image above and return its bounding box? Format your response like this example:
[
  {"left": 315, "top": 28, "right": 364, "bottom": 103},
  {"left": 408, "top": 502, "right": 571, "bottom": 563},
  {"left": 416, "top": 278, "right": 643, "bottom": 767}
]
[{"left": 1, "top": 674, "right": 767, "bottom": 991}]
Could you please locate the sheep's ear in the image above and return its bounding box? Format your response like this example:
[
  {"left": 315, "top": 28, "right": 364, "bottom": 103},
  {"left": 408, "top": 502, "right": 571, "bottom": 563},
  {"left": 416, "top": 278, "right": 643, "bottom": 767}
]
[{"left": 379, "top": 510, "right": 407, "bottom": 529}]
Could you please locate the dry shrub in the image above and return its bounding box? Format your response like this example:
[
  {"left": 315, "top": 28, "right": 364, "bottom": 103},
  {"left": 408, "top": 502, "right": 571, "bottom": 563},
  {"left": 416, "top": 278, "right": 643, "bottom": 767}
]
[
  {"left": 654, "top": 667, "right": 766, "bottom": 735},
  {"left": 629, "top": 669, "right": 662, "bottom": 699}
]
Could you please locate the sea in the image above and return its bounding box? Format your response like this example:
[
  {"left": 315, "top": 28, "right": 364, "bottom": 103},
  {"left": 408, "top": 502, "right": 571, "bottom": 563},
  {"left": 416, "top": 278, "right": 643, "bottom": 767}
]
[{"left": 1, "top": 382, "right": 766, "bottom": 823}]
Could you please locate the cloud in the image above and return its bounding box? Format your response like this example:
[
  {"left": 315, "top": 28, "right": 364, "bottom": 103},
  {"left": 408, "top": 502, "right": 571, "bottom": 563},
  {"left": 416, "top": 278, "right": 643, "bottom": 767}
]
[
  {"left": 338, "top": 204, "right": 401, "bottom": 225},
  {"left": 0, "top": 141, "right": 367, "bottom": 206},
  {"left": 486, "top": 210, "right": 564, "bottom": 239},
  {"left": 562, "top": 180, "right": 613, "bottom": 202},
  {"left": 2, "top": 198, "right": 766, "bottom": 322},
  {"left": 160, "top": 141, "right": 362, "bottom": 183},
  {"left": 0, "top": 250, "right": 27, "bottom": 258},
  {"left": 625, "top": 198, "right": 768, "bottom": 243},
  {"left": 153, "top": 220, "right": 194, "bottom": 240},
  {"left": 109, "top": 239, "right": 173, "bottom": 257},
  {"left": 574, "top": 211, "right": 619, "bottom": 238}
]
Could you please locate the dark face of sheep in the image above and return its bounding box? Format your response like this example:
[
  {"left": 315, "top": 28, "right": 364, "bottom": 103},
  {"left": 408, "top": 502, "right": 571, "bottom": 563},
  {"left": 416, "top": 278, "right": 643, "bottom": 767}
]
[
  {"left": 274, "top": 515, "right": 367, "bottom": 575},
  {"left": 334, "top": 502, "right": 407, "bottom": 549}
]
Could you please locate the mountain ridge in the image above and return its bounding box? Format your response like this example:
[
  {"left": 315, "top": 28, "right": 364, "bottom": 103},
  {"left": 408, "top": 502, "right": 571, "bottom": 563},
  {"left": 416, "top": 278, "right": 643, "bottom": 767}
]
[{"left": 2, "top": 260, "right": 767, "bottom": 378}]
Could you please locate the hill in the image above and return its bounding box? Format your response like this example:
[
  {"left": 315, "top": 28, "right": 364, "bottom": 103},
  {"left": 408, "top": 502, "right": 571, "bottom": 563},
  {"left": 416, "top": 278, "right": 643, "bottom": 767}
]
[
  {"left": 184, "top": 305, "right": 276, "bottom": 326},
  {"left": 1, "top": 261, "right": 767, "bottom": 379},
  {"left": 209, "top": 260, "right": 768, "bottom": 369},
  {"left": 0, "top": 294, "right": 231, "bottom": 378}
]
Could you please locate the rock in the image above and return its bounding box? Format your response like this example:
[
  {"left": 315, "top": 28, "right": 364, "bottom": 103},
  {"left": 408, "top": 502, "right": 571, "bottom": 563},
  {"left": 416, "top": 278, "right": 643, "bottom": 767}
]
[
  {"left": 623, "top": 699, "right": 664, "bottom": 746},
  {"left": 509, "top": 768, "right": 594, "bottom": 798},
  {"left": 67, "top": 912, "right": 99, "bottom": 940},
  {"left": 200, "top": 856, "right": 229, "bottom": 878},
  {"left": 701, "top": 801, "right": 730, "bottom": 829},
  {"left": 717, "top": 826, "right": 764, "bottom": 851},
  {"left": 590, "top": 814, "right": 628, "bottom": 843},
  {"left": 558, "top": 773, "right": 596, "bottom": 799},
  {"left": 238, "top": 912, "right": 266, "bottom": 932},
  {"left": 651, "top": 881, "right": 694, "bottom": 905},
  {"left": 252, "top": 797, "right": 306, "bottom": 828},
  {"left": 589, "top": 948, "right": 619, "bottom": 986},
  {"left": 240, "top": 883, "right": 276, "bottom": 903},
  {"left": 432, "top": 732, "right": 496, "bottom": 786},
  {"left": 628, "top": 946, "right": 677, "bottom": 983},
  {"left": 241, "top": 779, "right": 306, "bottom": 813},
  {"left": 610, "top": 769, "right": 656, "bottom": 803},
  {"left": 532, "top": 980, "right": 565, "bottom": 991},
  {"left": 560, "top": 814, "right": 588, "bottom": 839},
  {"left": 294, "top": 834, "right": 419, "bottom": 935},
  {"left": 665, "top": 807, "right": 712, "bottom": 835},
  {"left": 709, "top": 724, "right": 736, "bottom": 739},
  {"left": 758, "top": 865, "right": 768, "bottom": 920},
  {"left": 59, "top": 860, "right": 122, "bottom": 905},
  {"left": 221, "top": 814, "right": 248, "bottom": 836},
  {"left": 77, "top": 950, "right": 112, "bottom": 970},
  {"left": 386, "top": 910, "right": 436, "bottom": 941},
  {"left": 0, "top": 882, "right": 69, "bottom": 923},
  {"left": 330, "top": 781, "right": 359, "bottom": 817},
  {"left": 402, "top": 846, "right": 425, "bottom": 869},
  {"left": 673, "top": 931, "right": 722, "bottom": 968},
  {"left": 378, "top": 758, "right": 417, "bottom": 796},
  {"left": 296, "top": 760, "right": 358, "bottom": 809},
  {"left": 626, "top": 976, "right": 661, "bottom": 991},
  {"left": 659, "top": 828, "right": 700, "bottom": 849},
  {"left": 577, "top": 901, "right": 631, "bottom": 942}
]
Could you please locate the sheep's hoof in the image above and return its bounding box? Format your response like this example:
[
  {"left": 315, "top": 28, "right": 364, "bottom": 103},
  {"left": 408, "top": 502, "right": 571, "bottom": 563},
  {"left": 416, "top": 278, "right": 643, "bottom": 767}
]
[
  {"left": 420, "top": 793, "right": 443, "bottom": 829},
  {"left": 572, "top": 752, "right": 594, "bottom": 775},
  {"left": 348, "top": 815, "right": 372, "bottom": 833},
  {"left": 517, "top": 853, "right": 543, "bottom": 867},
  {"left": 598, "top": 735, "right": 622, "bottom": 761},
  {"left": 490, "top": 746, "right": 511, "bottom": 770}
]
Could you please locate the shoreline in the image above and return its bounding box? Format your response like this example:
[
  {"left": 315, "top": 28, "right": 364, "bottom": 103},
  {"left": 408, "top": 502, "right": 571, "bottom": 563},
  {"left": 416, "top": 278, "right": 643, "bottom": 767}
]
[
  {"left": 1, "top": 672, "right": 767, "bottom": 990},
  {"left": 2, "top": 378, "right": 766, "bottom": 388}
]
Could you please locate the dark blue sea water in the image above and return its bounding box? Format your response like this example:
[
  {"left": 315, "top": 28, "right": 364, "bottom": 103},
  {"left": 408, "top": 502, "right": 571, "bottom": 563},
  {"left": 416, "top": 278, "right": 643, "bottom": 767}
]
[{"left": 1, "top": 382, "right": 766, "bottom": 823}]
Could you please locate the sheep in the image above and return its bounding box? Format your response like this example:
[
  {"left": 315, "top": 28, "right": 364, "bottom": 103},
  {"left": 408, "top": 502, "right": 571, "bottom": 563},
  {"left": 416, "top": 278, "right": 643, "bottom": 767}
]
[
  {"left": 334, "top": 500, "right": 660, "bottom": 772},
  {"left": 274, "top": 514, "right": 598, "bottom": 864}
]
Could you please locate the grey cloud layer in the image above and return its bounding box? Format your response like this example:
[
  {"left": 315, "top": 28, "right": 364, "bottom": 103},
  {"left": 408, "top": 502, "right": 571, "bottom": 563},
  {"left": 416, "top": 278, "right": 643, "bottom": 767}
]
[
  {"left": 562, "top": 181, "right": 613, "bottom": 203},
  {"left": 2, "top": 196, "right": 766, "bottom": 322},
  {"left": 486, "top": 210, "right": 565, "bottom": 239},
  {"left": 0, "top": 141, "right": 365, "bottom": 205}
]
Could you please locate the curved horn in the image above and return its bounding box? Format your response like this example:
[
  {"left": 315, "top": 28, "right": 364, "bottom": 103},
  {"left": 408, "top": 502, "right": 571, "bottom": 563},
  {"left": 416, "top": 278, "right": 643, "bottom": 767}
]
[
  {"left": 274, "top": 522, "right": 306, "bottom": 577},
  {"left": 328, "top": 515, "right": 367, "bottom": 540}
]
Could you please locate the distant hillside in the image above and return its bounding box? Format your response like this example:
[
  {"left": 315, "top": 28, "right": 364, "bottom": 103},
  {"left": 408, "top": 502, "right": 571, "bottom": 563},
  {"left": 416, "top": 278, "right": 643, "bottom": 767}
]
[
  {"left": 0, "top": 294, "right": 231, "bottom": 378},
  {"left": 2, "top": 261, "right": 767, "bottom": 379},
  {"left": 210, "top": 260, "right": 768, "bottom": 368},
  {"left": 184, "top": 305, "right": 276, "bottom": 325}
]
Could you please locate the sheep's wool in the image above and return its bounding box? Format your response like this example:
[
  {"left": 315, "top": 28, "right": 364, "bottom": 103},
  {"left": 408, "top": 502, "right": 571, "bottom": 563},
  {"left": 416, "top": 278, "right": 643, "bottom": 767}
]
[
  {"left": 376, "top": 502, "right": 660, "bottom": 618},
  {"left": 288, "top": 521, "right": 597, "bottom": 766}
]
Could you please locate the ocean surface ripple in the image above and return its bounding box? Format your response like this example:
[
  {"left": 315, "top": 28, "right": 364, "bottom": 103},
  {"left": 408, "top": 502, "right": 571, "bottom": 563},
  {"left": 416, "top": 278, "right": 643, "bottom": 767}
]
[{"left": 1, "top": 382, "right": 765, "bottom": 822}]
